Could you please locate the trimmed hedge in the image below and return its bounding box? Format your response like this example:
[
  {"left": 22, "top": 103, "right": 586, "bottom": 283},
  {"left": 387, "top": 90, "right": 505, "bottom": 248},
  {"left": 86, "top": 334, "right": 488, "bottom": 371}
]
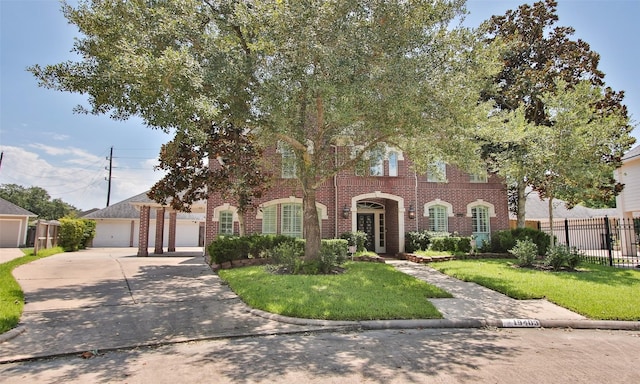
[
  {"left": 430, "top": 236, "right": 472, "bottom": 253},
  {"left": 489, "top": 228, "right": 552, "bottom": 255}
]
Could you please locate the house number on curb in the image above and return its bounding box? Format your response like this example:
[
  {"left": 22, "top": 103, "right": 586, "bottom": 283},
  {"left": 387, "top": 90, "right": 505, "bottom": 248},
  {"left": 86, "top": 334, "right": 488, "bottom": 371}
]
[{"left": 501, "top": 319, "right": 541, "bottom": 328}]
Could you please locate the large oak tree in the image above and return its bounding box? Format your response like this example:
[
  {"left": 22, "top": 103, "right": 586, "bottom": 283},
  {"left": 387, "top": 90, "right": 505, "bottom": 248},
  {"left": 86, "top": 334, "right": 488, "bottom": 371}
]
[
  {"left": 479, "top": 0, "right": 635, "bottom": 228},
  {"left": 30, "top": 0, "right": 497, "bottom": 260}
]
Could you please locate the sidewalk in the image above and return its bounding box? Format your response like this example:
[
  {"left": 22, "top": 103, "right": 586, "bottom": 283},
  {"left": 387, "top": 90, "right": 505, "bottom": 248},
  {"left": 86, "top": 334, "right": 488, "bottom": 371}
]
[{"left": 1, "top": 248, "right": 638, "bottom": 363}]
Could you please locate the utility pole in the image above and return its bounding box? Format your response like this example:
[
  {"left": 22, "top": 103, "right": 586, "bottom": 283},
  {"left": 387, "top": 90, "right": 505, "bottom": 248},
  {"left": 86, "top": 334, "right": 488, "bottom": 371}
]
[{"left": 106, "top": 146, "right": 113, "bottom": 207}]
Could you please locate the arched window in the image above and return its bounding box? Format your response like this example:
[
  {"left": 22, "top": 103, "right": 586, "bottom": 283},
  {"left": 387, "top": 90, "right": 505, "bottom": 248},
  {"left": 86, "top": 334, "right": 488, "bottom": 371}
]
[{"left": 428, "top": 205, "right": 448, "bottom": 232}]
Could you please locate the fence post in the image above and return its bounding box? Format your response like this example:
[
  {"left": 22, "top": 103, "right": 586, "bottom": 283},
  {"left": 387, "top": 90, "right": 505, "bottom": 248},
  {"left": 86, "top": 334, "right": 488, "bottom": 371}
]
[
  {"left": 564, "top": 218, "right": 570, "bottom": 247},
  {"left": 604, "top": 216, "right": 613, "bottom": 266}
]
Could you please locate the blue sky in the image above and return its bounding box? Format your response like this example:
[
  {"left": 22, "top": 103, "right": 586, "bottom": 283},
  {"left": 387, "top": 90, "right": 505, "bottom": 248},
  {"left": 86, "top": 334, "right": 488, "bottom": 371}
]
[{"left": 1, "top": 0, "right": 638, "bottom": 211}]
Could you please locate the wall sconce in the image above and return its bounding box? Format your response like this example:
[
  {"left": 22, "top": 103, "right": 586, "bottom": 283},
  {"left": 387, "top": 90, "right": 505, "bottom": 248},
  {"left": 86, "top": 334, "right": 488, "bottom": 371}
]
[
  {"left": 408, "top": 204, "right": 416, "bottom": 219},
  {"left": 342, "top": 205, "right": 350, "bottom": 219}
]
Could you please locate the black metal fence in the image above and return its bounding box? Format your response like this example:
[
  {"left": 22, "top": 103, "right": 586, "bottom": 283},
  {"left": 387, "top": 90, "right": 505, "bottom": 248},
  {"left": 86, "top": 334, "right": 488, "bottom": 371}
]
[{"left": 539, "top": 217, "right": 640, "bottom": 268}]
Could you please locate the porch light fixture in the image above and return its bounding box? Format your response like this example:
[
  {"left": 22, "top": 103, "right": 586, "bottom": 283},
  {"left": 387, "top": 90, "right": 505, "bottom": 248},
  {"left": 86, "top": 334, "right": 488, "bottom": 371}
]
[
  {"left": 342, "top": 205, "right": 350, "bottom": 219},
  {"left": 408, "top": 204, "right": 416, "bottom": 219}
]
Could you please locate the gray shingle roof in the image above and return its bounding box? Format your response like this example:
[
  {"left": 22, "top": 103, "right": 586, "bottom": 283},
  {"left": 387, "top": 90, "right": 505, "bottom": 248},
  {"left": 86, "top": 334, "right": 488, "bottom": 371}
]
[
  {"left": 622, "top": 144, "right": 640, "bottom": 162},
  {"left": 0, "top": 197, "right": 37, "bottom": 216},
  {"left": 513, "top": 191, "right": 617, "bottom": 220},
  {"left": 82, "top": 191, "right": 205, "bottom": 220}
]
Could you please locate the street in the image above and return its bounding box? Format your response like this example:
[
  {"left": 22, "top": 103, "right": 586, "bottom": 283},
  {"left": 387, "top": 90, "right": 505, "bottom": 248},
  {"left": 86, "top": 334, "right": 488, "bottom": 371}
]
[{"left": 2, "top": 327, "right": 639, "bottom": 383}]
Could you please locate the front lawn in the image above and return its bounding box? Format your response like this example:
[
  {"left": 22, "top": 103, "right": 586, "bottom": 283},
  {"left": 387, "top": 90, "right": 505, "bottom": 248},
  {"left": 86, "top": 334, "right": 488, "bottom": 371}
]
[
  {"left": 430, "top": 259, "right": 640, "bottom": 321},
  {"left": 0, "top": 247, "right": 64, "bottom": 334},
  {"left": 218, "top": 262, "right": 452, "bottom": 321}
]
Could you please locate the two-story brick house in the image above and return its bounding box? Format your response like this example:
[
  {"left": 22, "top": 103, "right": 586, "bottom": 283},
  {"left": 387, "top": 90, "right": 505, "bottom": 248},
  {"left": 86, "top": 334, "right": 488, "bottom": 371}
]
[{"left": 205, "top": 145, "right": 509, "bottom": 255}]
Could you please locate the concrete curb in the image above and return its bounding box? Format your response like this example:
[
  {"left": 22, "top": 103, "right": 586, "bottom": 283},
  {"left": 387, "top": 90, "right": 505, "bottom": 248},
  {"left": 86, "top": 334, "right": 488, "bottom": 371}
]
[
  {"left": 249, "top": 309, "right": 640, "bottom": 331},
  {"left": 0, "top": 326, "right": 26, "bottom": 344}
]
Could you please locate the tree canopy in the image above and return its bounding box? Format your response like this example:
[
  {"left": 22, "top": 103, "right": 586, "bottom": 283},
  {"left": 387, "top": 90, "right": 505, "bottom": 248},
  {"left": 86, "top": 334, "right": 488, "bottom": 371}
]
[
  {"left": 478, "top": 0, "right": 635, "bottom": 227},
  {"left": 0, "top": 184, "right": 79, "bottom": 220},
  {"left": 30, "top": 0, "right": 499, "bottom": 259}
]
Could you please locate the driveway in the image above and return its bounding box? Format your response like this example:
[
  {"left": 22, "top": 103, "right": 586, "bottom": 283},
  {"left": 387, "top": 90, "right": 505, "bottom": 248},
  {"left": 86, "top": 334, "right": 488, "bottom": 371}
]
[
  {"left": 0, "top": 248, "right": 25, "bottom": 264},
  {"left": 0, "top": 248, "right": 331, "bottom": 362}
]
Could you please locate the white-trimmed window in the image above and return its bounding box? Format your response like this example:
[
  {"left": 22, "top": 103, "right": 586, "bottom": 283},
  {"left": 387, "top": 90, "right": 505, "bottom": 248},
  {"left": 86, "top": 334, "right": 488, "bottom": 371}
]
[
  {"left": 280, "top": 144, "right": 297, "bottom": 179},
  {"left": 261, "top": 205, "right": 277, "bottom": 234},
  {"left": 427, "top": 161, "right": 446, "bottom": 182},
  {"left": 470, "top": 172, "right": 488, "bottom": 183},
  {"left": 281, "top": 203, "right": 303, "bottom": 238},
  {"left": 388, "top": 151, "right": 398, "bottom": 177},
  {"left": 369, "top": 152, "right": 384, "bottom": 176},
  {"left": 428, "top": 205, "right": 448, "bottom": 232},
  {"left": 219, "top": 210, "right": 234, "bottom": 235},
  {"left": 472, "top": 206, "right": 490, "bottom": 234}
]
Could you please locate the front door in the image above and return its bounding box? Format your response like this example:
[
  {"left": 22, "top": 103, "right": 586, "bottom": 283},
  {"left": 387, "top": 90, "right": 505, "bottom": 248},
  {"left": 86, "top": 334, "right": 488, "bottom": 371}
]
[{"left": 357, "top": 213, "right": 375, "bottom": 252}]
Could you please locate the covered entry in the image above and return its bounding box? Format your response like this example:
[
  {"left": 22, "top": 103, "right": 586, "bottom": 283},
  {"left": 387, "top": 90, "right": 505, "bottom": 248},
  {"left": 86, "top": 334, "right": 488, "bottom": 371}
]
[{"left": 349, "top": 191, "right": 407, "bottom": 254}]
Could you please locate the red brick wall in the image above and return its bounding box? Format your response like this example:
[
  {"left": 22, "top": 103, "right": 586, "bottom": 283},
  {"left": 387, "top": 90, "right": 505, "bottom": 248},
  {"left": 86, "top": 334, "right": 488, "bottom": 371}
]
[{"left": 205, "top": 146, "right": 509, "bottom": 252}]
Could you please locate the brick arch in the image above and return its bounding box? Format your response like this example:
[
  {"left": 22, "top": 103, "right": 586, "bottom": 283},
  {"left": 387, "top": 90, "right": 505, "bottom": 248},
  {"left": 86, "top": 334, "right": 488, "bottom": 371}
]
[
  {"left": 256, "top": 196, "right": 329, "bottom": 220},
  {"left": 349, "top": 191, "right": 407, "bottom": 253}
]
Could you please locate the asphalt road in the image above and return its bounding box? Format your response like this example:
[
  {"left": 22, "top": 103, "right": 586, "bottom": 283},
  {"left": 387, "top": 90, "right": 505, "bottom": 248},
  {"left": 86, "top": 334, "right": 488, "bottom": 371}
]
[{"left": 1, "top": 327, "right": 639, "bottom": 383}]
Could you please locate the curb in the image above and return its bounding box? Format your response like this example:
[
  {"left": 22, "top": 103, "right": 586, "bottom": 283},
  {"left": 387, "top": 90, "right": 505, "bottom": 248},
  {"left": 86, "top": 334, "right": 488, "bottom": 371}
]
[
  {"left": 0, "top": 326, "right": 26, "bottom": 344},
  {"left": 249, "top": 309, "right": 640, "bottom": 331}
]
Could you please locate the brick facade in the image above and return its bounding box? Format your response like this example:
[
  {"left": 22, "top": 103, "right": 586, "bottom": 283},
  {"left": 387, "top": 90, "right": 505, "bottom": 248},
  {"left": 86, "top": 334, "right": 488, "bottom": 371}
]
[{"left": 206, "top": 146, "right": 509, "bottom": 255}]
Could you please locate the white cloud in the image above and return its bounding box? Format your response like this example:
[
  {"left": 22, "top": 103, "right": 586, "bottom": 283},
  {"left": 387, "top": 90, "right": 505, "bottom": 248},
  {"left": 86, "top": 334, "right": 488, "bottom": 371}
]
[{"left": 0, "top": 145, "right": 163, "bottom": 211}]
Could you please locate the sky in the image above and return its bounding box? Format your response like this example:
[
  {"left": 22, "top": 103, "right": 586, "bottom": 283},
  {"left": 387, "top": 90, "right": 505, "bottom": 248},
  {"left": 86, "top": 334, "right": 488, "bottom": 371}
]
[{"left": 1, "top": 0, "right": 639, "bottom": 211}]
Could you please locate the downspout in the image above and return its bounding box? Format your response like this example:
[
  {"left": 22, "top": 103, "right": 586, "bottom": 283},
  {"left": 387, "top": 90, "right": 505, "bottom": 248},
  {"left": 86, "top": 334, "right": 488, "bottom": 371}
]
[
  {"left": 334, "top": 145, "right": 339, "bottom": 238},
  {"left": 414, "top": 169, "right": 419, "bottom": 231}
]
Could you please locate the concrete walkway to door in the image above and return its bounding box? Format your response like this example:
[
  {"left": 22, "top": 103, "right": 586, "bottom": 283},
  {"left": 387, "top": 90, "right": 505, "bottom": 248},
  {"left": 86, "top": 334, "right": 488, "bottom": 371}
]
[{"left": 0, "top": 248, "right": 336, "bottom": 363}]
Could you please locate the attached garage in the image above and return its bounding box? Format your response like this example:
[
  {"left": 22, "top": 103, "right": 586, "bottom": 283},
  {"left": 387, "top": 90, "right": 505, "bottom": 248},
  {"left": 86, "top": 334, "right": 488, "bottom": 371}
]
[{"left": 0, "top": 197, "right": 36, "bottom": 247}]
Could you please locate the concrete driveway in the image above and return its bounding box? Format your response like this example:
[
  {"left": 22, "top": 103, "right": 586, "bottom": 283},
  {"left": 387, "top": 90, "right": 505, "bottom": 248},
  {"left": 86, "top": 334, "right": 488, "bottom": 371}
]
[
  {"left": 0, "top": 248, "right": 331, "bottom": 363},
  {"left": 0, "top": 248, "right": 25, "bottom": 264}
]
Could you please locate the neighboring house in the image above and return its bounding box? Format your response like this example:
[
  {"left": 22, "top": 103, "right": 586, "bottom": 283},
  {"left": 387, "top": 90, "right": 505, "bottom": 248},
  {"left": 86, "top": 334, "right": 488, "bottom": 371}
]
[
  {"left": 0, "top": 197, "right": 37, "bottom": 247},
  {"left": 514, "top": 190, "right": 618, "bottom": 223},
  {"left": 205, "top": 145, "right": 510, "bottom": 254},
  {"left": 615, "top": 144, "right": 640, "bottom": 255},
  {"left": 83, "top": 192, "right": 206, "bottom": 248}
]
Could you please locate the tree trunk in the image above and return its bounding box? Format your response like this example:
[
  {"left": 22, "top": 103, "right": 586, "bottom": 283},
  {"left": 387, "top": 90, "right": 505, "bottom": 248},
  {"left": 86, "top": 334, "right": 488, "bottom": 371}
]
[
  {"left": 302, "top": 185, "right": 321, "bottom": 261},
  {"left": 516, "top": 181, "right": 527, "bottom": 228}
]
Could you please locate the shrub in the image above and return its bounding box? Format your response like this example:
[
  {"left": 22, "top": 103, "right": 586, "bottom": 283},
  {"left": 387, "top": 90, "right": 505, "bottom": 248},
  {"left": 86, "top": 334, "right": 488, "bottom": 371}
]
[
  {"left": 429, "top": 235, "right": 472, "bottom": 253},
  {"left": 267, "top": 240, "right": 305, "bottom": 273},
  {"left": 404, "top": 231, "right": 431, "bottom": 253},
  {"left": 340, "top": 231, "right": 368, "bottom": 252},
  {"left": 59, "top": 217, "right": 94, "bottom": 252},
  {"left": 490, "top": 228, "right": 552, "bottom": 255},
  {"left": 509, "top": 238, "right": 538, "bottom": 267},
  {"left": 545, "top": 245, "right": 580, "bottom": 271},
  {"left": 207, "top": 235, "right": 250, "bottom": 264}
]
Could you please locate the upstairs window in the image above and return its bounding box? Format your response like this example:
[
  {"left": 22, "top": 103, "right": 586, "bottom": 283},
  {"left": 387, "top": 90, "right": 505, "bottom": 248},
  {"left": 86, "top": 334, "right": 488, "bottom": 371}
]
[
  {"left": 427, "top": 161, "right": 446, "bottom": 182},
  {"left": 470, "top": 172, "right": 488, "bottom": 183},
  {"left": 388, "top": 151, "right": 398, "bottom": 177},
  {"left": 278, "top": 143, "right": 297, "bottom": 179}
]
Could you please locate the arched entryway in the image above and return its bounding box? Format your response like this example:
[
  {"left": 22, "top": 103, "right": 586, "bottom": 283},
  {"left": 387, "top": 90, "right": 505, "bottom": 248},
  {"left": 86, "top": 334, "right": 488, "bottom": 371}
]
[{"left": 348, "top": 192, "right": 407, "bottom": 254}]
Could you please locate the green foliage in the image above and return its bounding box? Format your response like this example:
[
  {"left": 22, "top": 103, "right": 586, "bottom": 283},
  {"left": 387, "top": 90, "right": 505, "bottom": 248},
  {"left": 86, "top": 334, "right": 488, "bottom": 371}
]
[
  {"left": 267, "top": 240, "right": 305, "bottom": 274},
  {"left": 490, "top": 228, "right": 552, "bottom": 255},
  {"left": 0, "top": 184, "right": 79, "bottom": 220},
  {"left": 340, "top": 231, "right": 368, "bottom": 252},
  {"left": 430, "top": 236, "right": 472, "bottom": 254},
  {"left": 207, "top": 234, "right": 299, "bottom": 264},
  {"left": 404, "top": 231, "right": 432, "bottom": 253},
  {"left": 58, "top": 217, "right": 94, "bottom": 252},
  {"left": 218, "top": 262, "right": 450, "bottom": 321},
  {"left": 545, "top": 245, "right": 581, "bottom": 271},
  {"left": 431, "top": 259, "right": 640, "bottom": 320},
  {"left": 509, "top": 238, "right": 538, "bottom": 267}
]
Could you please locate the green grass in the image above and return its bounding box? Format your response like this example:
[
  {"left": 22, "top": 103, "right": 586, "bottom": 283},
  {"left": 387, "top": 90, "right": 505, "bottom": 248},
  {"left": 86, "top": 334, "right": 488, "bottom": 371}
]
[
  {"left": 430, "top": 259, "right": 640, "bottom": 321},
  {"left": 0, "top": 247, "right": 64, "bottom": 333},
  {"left": 218, "top": 262, "right": 452, "bottom": 320}
]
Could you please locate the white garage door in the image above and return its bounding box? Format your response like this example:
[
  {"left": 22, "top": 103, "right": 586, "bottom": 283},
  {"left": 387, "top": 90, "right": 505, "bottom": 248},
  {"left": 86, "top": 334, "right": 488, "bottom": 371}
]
[{"left": 0, "top": 220, "right": 21, "bottom": 247}]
